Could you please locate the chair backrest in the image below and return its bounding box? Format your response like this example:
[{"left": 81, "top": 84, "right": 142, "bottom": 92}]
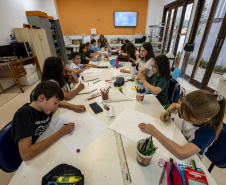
[
  {"left": 168, "top": 79, "right": 180, "bottom": 104},
  {"left": 0, "top": 122, "right": 22, "bottom": 172},
  {"left": 205, "top": 123, "right": 226, "bottom": 168},
  {"left": 172, "top": 67, "right": 181, "bottom": 80}
]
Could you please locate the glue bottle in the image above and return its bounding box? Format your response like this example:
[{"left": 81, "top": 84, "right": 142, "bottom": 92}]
[{"left": 131, "top": 62, "right": 136, "bottom": 79}]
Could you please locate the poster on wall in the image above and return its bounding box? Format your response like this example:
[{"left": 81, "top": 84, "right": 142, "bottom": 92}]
[{"left": 82, "top": 35, "right": 91, "bottom": 43}]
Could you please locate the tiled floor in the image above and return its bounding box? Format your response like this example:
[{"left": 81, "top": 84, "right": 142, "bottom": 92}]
[{"left": 0, "top": 79, "right": 226, "bottom": 185}]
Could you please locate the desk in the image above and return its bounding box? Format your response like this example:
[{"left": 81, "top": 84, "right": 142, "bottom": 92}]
[
  {"left": 0, "top": 56, "right": 42, "bottom": 93},
  {"left": 8, "top": 58, "right": 217, "bottom": 185}
]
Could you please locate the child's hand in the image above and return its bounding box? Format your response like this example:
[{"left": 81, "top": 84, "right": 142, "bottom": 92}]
[
  {"left": 71, "top": 105, "right": 86, "bottom": 113},
  {"left": 77, "top": 82, "right": 84, "bottom": 91},
  {"left": 160, "top": 111, "right": 170, "bottom": 122},
  {"left": 61, "top": 122, "right": 75, "bottom": 135},
  {"left": 138, "top": 123, "right": 158, "bottom": 136},
  {"left": 66, "top": 68, "right": 73, "bottom": 76},
  {"left": 137, "top": 73, "right": 146, "bottom": 83}
]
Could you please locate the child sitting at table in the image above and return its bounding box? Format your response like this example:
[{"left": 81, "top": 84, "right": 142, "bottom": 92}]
[
  {"left": 120, "top": 42, "right": 154, "bottom": 76},
  {"left": 125, "top": 42, "right": 139, "bottom": 62},
  {"left": 42, "top": 57, "right": 86, "bottom": 113},
  {"left": 138, "top": 55, "right": 171, "bottom": 109},
  {"left": 91, "top": 39, "right": 100, "bottom": 52},
  {"left": 80, "top": 43, "right": 92, "bottom": 64},
  {"left": 86, "top": 42, "right": 101, "bottom": 58},
  {"left": 139, "top": 90, "right": 226, "bottom": 160},
  {"left": 11, "top": 81, "right": 75, "bottom": 160},
  {"left": 70, "top": 52, "right": 96, "bottom": 77}
]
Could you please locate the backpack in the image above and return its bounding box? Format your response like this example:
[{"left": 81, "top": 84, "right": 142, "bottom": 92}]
[
  {"left": 176, "top": 86, "right": 186, "bottom": 103},
  {"left": 117, "top": 54, "right": 130, "bottom": 62},
  {"left": 42, "top": 163, "right": 84, "bottom": 185}
]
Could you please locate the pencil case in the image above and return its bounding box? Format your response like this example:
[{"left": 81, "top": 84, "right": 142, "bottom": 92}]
[{"left": 160, "top": 159, "right": 183, "bottom": 185}]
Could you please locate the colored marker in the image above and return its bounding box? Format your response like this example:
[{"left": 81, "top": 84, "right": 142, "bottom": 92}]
[{"left": 165, "top": 108, "right": 170, "bottom": 120}]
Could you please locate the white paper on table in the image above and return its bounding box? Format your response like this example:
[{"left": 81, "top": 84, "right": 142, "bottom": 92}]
[
  {"left": 78, "top": 81, "right": 107, "bottom": 94},
  {"left": 109, "top": 108, "right": 175, "bottom": 156},
  {"left": 49, "top": 111, "right": 108, "bottom": 155},
  {"left": 80, "top": 68, "right": 103, "bottom": 76}
]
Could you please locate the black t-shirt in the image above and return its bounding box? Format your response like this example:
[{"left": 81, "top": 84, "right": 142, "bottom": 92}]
[{"left": 11, "top": 103, "right": 53, "bottom": 145}]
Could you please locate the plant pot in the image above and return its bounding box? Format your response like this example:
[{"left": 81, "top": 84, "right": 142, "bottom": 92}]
[{"left": 175, "top": 57, "right": 181, "bottom": 68}]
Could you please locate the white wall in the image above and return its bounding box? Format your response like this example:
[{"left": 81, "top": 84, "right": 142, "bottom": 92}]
[
  {"left": 0, "top": 0, "right": 58, "bottom": 45},
  {"left": 0, "top": 0, "right": 58, "bottom": 90},
  {"left": 145, "top": 0, "right": 175, "bottom": 34}
]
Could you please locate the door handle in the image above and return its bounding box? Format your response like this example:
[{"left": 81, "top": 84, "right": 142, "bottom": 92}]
[
  {"left": 215, "top": 39, "right": 219, "bottom": 46},
  {"left": 218, "top": 39, "right": 223, "bottom": 47}
]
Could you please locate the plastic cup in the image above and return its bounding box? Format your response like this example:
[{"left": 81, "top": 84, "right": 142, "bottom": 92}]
[
  {"left": 136, "top": 139, "right": 154, "bottom": 167},
  {"left": 100, "top": 87, "right": 109, "bottom": 100},
  {"left": 136, "top": 92, "right": 145, "bottom": 101}
]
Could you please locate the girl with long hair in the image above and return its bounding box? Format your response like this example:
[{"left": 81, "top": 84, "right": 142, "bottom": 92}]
[
  {"left": 120, "top": 42, "right": 154, "bottom": 76},
  {"left": 42, "top": 57, "right": 86, "bottom": 113},
  {"left": 138, "top": 55, "right": 171, "bottom": 109},
  {"left": 139, "top": 90, "right": 226, "bottom": 160}
]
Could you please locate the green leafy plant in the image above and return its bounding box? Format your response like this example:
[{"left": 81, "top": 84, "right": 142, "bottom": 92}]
[
  {"left": 223, "top": 67, "right": 226, "bottom": 73},
  {"left": 176, "top": 51, "right": 181, "bottom": 58},
  {"left": 214, "top": 60, "right": 224, "bottom": 72},
  {"left": 199, "top": 57, "right": 209, "bottom": 68}
]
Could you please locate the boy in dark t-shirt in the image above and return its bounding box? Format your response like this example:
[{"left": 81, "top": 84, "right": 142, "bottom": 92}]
[{"left": 11, "top": 81, "right": 75, "bottom": 161}]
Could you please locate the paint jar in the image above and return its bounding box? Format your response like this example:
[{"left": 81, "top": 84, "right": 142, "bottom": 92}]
[
  {"left": 136, "top": 139, "right": 154, "bottom": 167},
  {"left": 136, "top": 92, "right": 145, "bottom": 101}
]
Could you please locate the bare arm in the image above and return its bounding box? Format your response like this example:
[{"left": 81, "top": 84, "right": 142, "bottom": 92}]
[
  {"left": 59, "top": 101, "right": 86, "bottom": 113},
  {"left": 18, "top": 123, "right": 74, "bottom": 161},
  {"left": 139, "top": 123, "right": 201, "bottom": 160},
  {"left": 73, "top": 66, "right": 90, "bottom": 75},
  {"left": 62, "top": 82, "right": 84, "bottom": 100}
]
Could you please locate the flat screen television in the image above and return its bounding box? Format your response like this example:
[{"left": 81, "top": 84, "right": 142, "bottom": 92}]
[{"left": 114, "top": 11, "right": 137, "bottom": 27}]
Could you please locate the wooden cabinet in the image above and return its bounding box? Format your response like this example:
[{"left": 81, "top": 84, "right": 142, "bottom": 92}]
[{"left": 14, "top": 28, "right": 52, "bottom": 71}]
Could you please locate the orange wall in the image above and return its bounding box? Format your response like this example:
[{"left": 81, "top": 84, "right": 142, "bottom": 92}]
[{"left": 56, "top": 0, "right": 148, "bottom": 35}]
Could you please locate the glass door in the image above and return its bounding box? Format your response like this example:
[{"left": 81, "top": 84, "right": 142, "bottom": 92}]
[{"left": 189, "top": 0, "right": 226, "bottom": 89}]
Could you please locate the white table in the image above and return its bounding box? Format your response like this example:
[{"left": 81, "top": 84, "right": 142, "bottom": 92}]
[{"left": 9, "top": 59, "right": 217, "bottom": 185}]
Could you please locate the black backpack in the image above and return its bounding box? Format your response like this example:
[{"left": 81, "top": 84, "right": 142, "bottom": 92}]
[{"left": 42, "top": 163, "right": 84, "bottom": 185}]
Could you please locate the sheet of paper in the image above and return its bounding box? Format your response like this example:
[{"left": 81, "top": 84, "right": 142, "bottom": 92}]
[
  {"left": 109, "top": 69, "right": 130, "bottom": 77},
  {"left": 49, "top": 111, "right": 108, "bottom": 155},
  {"left": 80, "top": 68, "right": 103, "bottom": 76},
  {"left": 109, "top": 108, "right": 175, "bottom": 156},
  {"left": 78, "top": 80, "right": 107, "bottom": 94}
]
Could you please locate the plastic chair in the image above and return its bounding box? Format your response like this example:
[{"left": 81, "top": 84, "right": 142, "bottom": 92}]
[
  {"left": 171, "top": 67, "right": 181, "bottom": 80},
  {"left": 205, "top": 123, "right": 226, "bottom": 173},
  {"left": 168, "top": 79, "right": 180, "bottom": 104},
  {"left": 0, "top": 122, "right": 22, "bottom": 172}
]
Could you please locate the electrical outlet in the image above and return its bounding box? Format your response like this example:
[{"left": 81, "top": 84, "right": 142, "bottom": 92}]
[
  {"left": 75, "top": 31, "right": 77, "bottom": 34},
  {"left": 135, "top": 33, "right": 138, "bottom": 35},
  {"left": 139, "top": 33, "right": 142, "bottom": 35},
  {"left": 111, "top": 30, "right": 113, "bottom": 34}
]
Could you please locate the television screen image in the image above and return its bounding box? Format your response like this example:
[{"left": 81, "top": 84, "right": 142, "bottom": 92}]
[{"left": 114, "top": 11, "right": 137, "bottom": 27}]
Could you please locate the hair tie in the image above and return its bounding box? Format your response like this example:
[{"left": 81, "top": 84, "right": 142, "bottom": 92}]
[{"left": 213, "top": 91, "right": 223, "bottom": 101}]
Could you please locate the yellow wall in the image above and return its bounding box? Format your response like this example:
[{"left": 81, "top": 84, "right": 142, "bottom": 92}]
[{"left": 56, "top": 0, "right": 148, "bottom": 35}]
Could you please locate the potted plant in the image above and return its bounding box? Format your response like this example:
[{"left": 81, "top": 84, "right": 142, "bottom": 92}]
[{"left": 175, "top": 51, "right": 181, "bottom": 67}]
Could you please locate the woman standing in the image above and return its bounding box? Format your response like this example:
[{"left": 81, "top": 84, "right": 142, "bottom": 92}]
[{"left": 97, "top": 34, "right": 110, "bottom": 49}]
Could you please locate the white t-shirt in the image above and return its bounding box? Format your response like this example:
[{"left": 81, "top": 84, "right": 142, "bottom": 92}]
[{"left": 136, "top": 58, "right": 153, "bottom": 76}]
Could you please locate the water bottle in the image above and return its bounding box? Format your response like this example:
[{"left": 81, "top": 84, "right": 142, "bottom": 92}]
[
  {"left": 131, "top": 62, "right": 136, "bottom": 79},
  {"left": 116, "top": 58, "right": 119, "bottom": 69}
]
